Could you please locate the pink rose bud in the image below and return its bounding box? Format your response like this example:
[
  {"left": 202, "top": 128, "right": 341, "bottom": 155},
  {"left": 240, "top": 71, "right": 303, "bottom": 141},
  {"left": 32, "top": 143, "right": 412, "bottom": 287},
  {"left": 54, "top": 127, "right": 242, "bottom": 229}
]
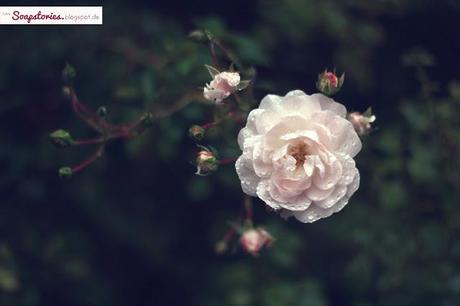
[
  {"left": 316, "top": 69, "right": 345, "bottom": 96},
  {"left": 188, "top": 125, "right": 206, "bottom": 141},
  {"left": 324, "top": 72, "right": 338, "bottom": 87},
  {"left": 348, "top": 111, "right": 376, "bottom": 136},
  {"left": 239, "top": 228, "right": 274, "bottom": 256},
  {"left": 203, "top": 68, "right": 241, "bottom": 103},
  {"left": 195, "top": 149, "right": 218, "bottom": 176}
]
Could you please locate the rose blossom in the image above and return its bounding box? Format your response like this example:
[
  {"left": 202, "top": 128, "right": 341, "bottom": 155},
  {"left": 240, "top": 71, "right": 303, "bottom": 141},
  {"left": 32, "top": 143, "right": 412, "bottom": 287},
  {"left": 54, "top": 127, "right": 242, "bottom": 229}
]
[
  {"left": 236, "top": 90, "right": 362, "bottom": 223},
  {"left": 203, "top": 71, "right": 240, "bottom": 103}
]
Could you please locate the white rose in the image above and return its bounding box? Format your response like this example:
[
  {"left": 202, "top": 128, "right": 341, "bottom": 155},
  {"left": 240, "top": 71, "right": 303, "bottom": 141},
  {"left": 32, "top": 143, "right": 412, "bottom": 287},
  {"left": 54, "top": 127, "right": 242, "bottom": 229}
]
[
  {"left": 203, "top": 71, "right": 240, "bottom": 103},
  {"left": 236, "top": 90, "right": 362, "bottom": 223}
]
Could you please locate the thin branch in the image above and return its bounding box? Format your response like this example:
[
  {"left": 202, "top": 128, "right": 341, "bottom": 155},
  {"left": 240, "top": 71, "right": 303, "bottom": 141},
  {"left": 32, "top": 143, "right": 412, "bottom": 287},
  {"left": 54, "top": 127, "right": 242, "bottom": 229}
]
[
  {"left": 74, "top": 138, "right": 105, "bottom": 146},
  {"left": 106, "top": 37, "right": 165, "bottom": 70},
  {"left": 211, "top": 38, "right": 244, "bottom": 72},
  {"left": 201, "top": 111, "right": 237, "bottom": 129},
  {"left": 72, "top": 145, "right": 105, "bottom": 173},
  {"left": 69, "top": 88, "right": 112, "bottom": 134},
  {"left": 243, "top": 195, "right": 253, "bottom": 221},
  {"left": 219, "top": 157, "right": 238, "bottom": 165},
  {"left": 149, "top": 91, "right": 206, "bottom": 119}
]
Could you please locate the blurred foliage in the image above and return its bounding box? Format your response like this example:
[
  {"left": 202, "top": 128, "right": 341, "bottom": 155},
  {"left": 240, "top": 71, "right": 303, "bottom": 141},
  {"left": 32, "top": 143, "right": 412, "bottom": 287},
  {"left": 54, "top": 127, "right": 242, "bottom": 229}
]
[{"left": 1, "top": 0, "right": 460, "bottom": 306}]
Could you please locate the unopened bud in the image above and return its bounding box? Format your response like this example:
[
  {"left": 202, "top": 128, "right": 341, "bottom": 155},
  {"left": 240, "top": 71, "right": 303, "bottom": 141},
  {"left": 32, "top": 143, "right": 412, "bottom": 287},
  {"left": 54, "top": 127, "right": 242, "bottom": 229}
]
[
  {"left": 240, "top": 227, "right": 274, "bottom": 257},
  {"left": 189, "top": 30, "right": 207, "bottom": 42},
  {"left": 348, "top": 109, "right": 376, "bottom": 136},
  {"left": 62, "top": 63, "right": 77, "bottom": 85},
  {"left": 97, "top": 106, "right": 107, "bottom": 118},
  {"left": 50, "top": 129, "right": 74, "bottom": 148},
  {"left": 214, "top": 241, "right": 228, "bottom": 254},
  {"left": 141, "top": 112, "right": 154, "bottom": 128},
  {"left": 195, "top": 149, "right": 218, "bottom": 176},
  {"left": 188, "top": 125, "right": 205, "bottom": 141},
  {"left": 62, "top": 86, "right": 72, "bottom": 99},
  {"left": 59, "top": 167, "right": 73, "bottom": 179},
  {"left": 316, "top": 69, "right": 344, "bottom": 96}
]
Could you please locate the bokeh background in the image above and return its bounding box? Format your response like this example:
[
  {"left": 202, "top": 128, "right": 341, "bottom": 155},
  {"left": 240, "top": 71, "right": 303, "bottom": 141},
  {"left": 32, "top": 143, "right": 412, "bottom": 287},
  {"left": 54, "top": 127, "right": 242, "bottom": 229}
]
[{"left": 1, "top": 0, "right": 460, "bottom": 305}]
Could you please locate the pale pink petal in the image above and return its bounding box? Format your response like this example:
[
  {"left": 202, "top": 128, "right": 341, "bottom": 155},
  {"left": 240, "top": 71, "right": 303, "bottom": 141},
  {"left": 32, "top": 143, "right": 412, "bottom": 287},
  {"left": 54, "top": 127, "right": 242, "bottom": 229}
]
[
  {"left": 311, "top": 111, "right": 362, "bottom": 157},
  {"left": 315, "top": 185, "right": 347, "bottom": 209},
  {"left": 256, "top": 180, "right": 281, "bottom": 210},
  {"left": 311, "top": 93, "right": 347, "bottom": 118},
  {"left": 280, "top": 93, "right": 321, "bottom": 117},
  {"left": 306, "top": 185, "right": 335, "bottom": 202},
  {"left": 259, "top": 94, "right": 283, "bottom": 111},
  {"left": 235, "top": 156, "right": 260, "bottom": 196}
]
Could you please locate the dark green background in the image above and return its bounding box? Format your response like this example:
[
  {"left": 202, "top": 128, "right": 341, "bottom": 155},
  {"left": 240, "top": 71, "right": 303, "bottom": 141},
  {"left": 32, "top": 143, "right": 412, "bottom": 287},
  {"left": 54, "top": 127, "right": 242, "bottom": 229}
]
[{"left": 1, "top": 1, "right": 460, "bottom": 305}]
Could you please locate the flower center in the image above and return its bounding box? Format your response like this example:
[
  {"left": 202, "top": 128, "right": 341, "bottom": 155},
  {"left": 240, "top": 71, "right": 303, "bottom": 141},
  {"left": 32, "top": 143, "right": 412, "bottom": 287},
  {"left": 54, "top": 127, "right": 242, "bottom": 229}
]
[{"left": 288, "top": 142, "right": 310, "bottom": 167}]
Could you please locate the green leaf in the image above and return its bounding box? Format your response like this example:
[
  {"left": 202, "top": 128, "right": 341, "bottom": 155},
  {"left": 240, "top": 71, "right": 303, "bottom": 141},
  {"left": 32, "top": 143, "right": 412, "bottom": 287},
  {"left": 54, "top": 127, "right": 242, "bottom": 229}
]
[
  {"left": 363, "top": 106, "right": 373, "bottom": 117},
  {"left": 237, "top": 80, "right": 251, "bottom": 91},
  {"left": 205, "top": 64, "right": 220, "bottom": 78}
]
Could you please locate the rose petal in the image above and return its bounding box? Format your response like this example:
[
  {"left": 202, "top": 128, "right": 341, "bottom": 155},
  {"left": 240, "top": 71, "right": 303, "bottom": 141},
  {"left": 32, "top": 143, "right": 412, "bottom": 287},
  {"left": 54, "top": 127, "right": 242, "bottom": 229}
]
[
  {"left": 278, "top": 196, "right": 312, "bottom": 211},
  {"left": 337, "top": 153, "right": 357, "bottom": 185},
  {"left": 259, "top": 94, "right": 283, "bottom": 111},
  {"left": 280, "top": 93, "right": 321, "bottom": 117},
  {"left": 312, "top": 154, "right": 342, "bottom": 190},
  {"left": 306, "top": 185, "right": 335, "bottom": 201},
  {"left": 235, "top": 156, "right": 260, "bottom": 196},
  {"left": 311, "top": 93, "right": 347, "bottom": 118},
  {"left": 311, "top": 111, "right": 362, "bottom": 157},
  {"left": 256, "top": 180, "right": 281, "bottom": 210},
  {"left": 315, "top": 185, "right": 347, "bottom": 209}
]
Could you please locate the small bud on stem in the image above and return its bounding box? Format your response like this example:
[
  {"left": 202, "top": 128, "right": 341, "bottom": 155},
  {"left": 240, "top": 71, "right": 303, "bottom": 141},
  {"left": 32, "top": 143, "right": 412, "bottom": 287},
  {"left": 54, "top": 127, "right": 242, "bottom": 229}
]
[
  {"left": 348, "top": 108, "right": 376, "bottom": 136},
  {"left": 59, "top": 167, "right": 73, "bottom": 179},
  {"left": 62, "top": 86, "right": 72, "bottom": 99},
  {"left": 195, "top": 147, "right": 219, "bottom": 176},
  {"left": 188, "top": 30, "right": 207, "bottom": 43},
  {"left": 50, "top": 129, "right": 74, "bottom": 148},
  {"left": 214, "top": 241, "right": 228, "bottom": 254},
  {"left": 239, "top": 227, "right": 274, "bottom": 257},
  {"left": 188, "top": 125, "right": 206, "bottom": 141},
  {"left": 140, "top": 112, "right": 154, "bottom": 128},
  {"left": 97, "top": 106, "right": 107, "bottom": 118},
  {"left": 316, "top": 69, "right": 345, "bottom": 96},
  {"left": 62, "top": 63, "right": 77, "bottom": 85}
]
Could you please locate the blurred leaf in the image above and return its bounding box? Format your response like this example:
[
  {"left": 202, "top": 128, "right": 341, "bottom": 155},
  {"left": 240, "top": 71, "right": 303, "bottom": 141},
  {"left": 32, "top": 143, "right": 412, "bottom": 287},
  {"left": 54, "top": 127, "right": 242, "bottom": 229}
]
[
  {"left": 0, "top": 267, "right": 19, "bottom": 292},
  {"left": 378, "top": 180, "right": 408, "bottom": 210},
  {"left": 400, "top": 102, "right": 431, "bottom": 131},
  {"left": 232, "top": 36, "right": 269, "bottom": 65},
  {"left": 141, "top": 70, "right": 156, "bottom": 101},
  {"left": 408, "top": 143, "right": 438, "bottom": 183},
  {"left": 402, "top": 47, "right": 436, "bottom": 67},
  {"left": 374, "top": 127, "right": 401, "bottom": 154},
  {"left": 187, "top": 178, "right": 211, "bottom": 201},
  {"left": 114, "top": 85, "right": 141, "bottom": 101}
]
